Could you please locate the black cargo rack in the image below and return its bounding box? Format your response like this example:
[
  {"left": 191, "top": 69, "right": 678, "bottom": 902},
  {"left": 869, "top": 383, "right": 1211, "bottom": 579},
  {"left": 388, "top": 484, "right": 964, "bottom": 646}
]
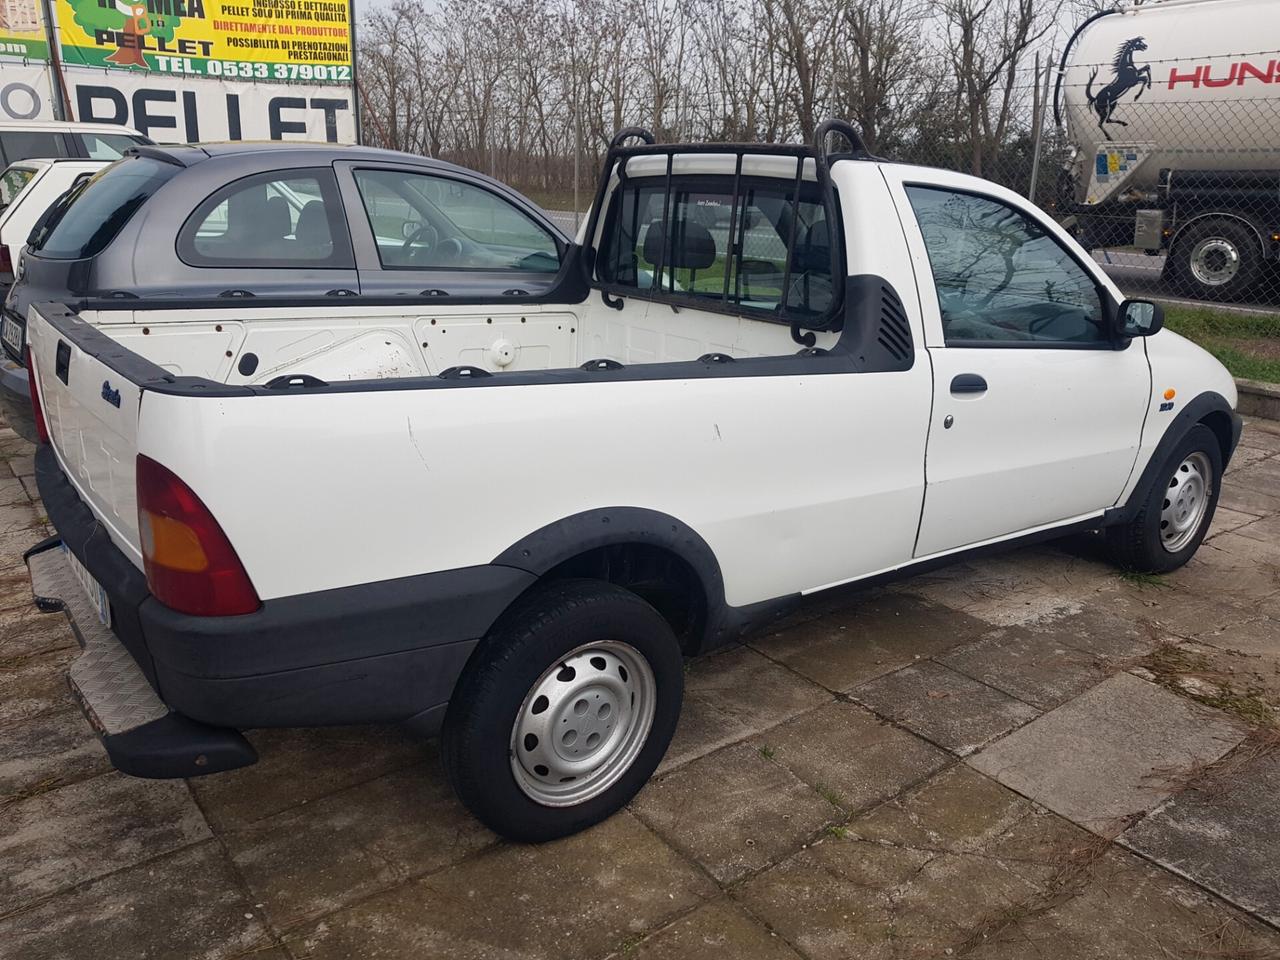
[{"left": 580, "top": 119, "right": 877, "bottom": 346}]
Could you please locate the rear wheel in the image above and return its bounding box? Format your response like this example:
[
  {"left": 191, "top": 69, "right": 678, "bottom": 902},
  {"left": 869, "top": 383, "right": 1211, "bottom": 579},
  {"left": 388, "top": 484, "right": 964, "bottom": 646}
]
[
  {"left": 441, "top": 579, "right": 683, "bottom": 842},
  {"left": 1107, "top": 424, "right": 1222, "bottom": 573},
  {"left": 1168, "top": 218, "right": 1261, "bottom": 301}
]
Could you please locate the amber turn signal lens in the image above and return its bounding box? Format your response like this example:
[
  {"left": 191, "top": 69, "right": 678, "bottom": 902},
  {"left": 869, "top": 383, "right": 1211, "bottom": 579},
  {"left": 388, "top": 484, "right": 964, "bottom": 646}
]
[
  {"left": 1163, "top": 388, "right": 1176, "bottom": 401},
  {"left": 140, "top": 510, "right": 210, "bottom": 573}
]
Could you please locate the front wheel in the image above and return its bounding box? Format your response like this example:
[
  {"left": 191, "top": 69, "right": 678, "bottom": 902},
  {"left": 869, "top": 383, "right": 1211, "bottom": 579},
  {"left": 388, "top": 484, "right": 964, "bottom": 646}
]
[
  {"left": 441, "top": 579, "right": 683, "bottom": 842},
  {"left": 1107, "top": 424, "right": 1222, "bottom": 573}
]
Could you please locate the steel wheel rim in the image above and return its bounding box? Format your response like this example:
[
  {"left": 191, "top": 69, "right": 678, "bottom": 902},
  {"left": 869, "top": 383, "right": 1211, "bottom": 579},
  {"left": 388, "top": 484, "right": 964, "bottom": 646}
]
[
  {"left": 510, "top": 640, "right": 656, "bottom": 807},
  {"left": 1189, "top": 237, "right": 1240, "bottom": 287},
  {"left": 1160, "top": 451, "right": 1213, "bottom": 553}
]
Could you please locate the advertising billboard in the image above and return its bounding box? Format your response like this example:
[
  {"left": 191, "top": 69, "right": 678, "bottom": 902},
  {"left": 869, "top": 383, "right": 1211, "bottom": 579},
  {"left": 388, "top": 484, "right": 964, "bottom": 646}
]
[
  {"left": 0, "top": 1, "right": 358, "bottom": 141},
  {"left": 53, "top": 0, "right": 352, "bottom": 81},
  {"left": 64, "top": 64, "right": 355, "bottom": 140},
  {"left": 0, "top": 0, "right": 49, "bottom": 60},
  {"left": 0, "top": 61, "right": 54, "bottom": 119},
  {"left": 0, "top": 0, "right": 55, "bottom": 121}
]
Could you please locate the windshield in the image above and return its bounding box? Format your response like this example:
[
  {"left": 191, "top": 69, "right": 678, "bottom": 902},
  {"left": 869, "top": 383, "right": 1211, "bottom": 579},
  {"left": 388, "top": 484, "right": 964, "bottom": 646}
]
[
  {"left": 0, "top": 165, "right": 38, "bottom": 211},
  {"left": 28, "top": 156, "right": 177, "bottom": 260}
]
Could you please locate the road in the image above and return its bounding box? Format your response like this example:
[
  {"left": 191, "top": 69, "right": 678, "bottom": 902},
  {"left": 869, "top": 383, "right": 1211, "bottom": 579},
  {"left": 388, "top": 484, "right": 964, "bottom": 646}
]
[
  {"left": 1094, "top": 249, "right": 1278, "bottom": 314},
  {"left": 543, "top": 209, "right": 1278, "bottom": 315}
]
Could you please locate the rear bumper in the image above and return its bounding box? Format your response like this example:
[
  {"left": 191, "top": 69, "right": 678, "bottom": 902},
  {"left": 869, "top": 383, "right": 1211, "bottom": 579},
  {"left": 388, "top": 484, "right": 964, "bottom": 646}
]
[
  {"left": 33, "top": 444, "right": 535, "bottom": 774},
  {"left": 27, "top": 540, "right": 258, "bottom": 778},
  {"left": 1, "top": 359, "right": 36, "bottom": 443}
]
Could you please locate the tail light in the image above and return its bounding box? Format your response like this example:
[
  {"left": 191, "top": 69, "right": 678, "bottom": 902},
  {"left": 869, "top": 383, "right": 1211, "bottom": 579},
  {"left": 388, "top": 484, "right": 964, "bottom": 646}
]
[
  {"left": 136, "top": 455, "right": 260, "bottom": 616},
  {"left": 24, "top": 346, "right": 49, "bottom": 444},
  {"left": 0, "top": 246, "right": 13, "bottom": 278}
]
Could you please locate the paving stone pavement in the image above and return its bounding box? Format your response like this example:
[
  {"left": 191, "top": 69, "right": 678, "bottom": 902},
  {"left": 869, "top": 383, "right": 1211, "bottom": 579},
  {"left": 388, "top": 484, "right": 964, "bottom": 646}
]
[{"left": 1, "top": 418, "right": 1279, "bottom": 959}]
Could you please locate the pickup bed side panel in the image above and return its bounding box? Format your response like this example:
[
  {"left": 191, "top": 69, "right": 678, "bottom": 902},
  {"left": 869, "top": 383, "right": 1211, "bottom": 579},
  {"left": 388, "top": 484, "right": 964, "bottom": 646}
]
[
  {"left": 27, "top": 307, "right": 145, "bottom": 564},
  {"left": 138, "top": 364, "right": 931, "bottom": 608}
]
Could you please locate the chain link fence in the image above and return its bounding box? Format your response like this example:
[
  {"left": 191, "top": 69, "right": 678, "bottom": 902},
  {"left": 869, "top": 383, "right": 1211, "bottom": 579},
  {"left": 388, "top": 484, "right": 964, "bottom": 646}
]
[
  {"left": 539, "top": 68, "right": 1279, "bottom": 307},
  {"left": 517, "top": 52, "right": 1280, "bottom": 383}
]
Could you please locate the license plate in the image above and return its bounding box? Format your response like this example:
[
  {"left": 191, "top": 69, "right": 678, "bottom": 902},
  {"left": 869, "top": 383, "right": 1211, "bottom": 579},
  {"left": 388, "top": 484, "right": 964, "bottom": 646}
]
[
  {"left": 62, "top": 543, "right": 111, "bottom": 627},
  {"left": 0, "top": 313, "right": 20, "bottom": 355}
]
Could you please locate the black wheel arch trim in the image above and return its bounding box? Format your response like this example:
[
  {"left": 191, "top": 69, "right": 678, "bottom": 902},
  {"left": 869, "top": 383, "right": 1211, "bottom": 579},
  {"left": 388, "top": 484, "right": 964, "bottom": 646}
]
[
  {"left": 492, "top": 507, "right": 795, "bottom": 652},
  {"left": 1106, "top": 391, "right": 1240, "bottom": 526},
  {"left": 1169, "top": 212, "right": 1267, "bottom": 261}
]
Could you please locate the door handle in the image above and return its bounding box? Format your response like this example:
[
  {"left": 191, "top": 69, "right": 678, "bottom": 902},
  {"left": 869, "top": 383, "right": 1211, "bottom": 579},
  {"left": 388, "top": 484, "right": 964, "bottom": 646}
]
[{"left": 950, "top": 373, "right": 987, "bottom": 395}]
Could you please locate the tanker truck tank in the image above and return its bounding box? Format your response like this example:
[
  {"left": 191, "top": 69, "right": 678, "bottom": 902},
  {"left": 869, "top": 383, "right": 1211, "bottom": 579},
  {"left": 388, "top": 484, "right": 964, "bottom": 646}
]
[{"left": 1054, "top": 0, "right": 1280, "bottom": 301}]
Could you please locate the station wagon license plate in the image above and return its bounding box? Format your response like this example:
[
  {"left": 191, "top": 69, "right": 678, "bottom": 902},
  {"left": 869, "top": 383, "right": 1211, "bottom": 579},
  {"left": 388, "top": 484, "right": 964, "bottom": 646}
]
[
  {"left": 0, "top": 313, "right": 20, "bottom": 356},
  {"left": 62, "top": 543, "right": 111, "bottom": 627}
]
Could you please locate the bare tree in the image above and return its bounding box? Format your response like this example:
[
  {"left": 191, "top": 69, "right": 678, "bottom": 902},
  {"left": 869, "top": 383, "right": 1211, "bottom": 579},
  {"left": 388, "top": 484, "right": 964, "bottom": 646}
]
[
  {"left": 933, "top": 0, "right": 1059, "bottom": 175},
  {"left": 355, "top": 0, "right": 1060, "bottom": 205},
  {"left": 833, "top": 0, "right": 936, "bottom": 154}
]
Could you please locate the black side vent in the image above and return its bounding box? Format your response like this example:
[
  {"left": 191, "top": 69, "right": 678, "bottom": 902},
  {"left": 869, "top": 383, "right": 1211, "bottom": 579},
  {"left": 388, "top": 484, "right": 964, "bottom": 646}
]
[
  {"left": 836, "top": 274, "right": 915, "bottom": 373},
  {"left": 876, "top": 286, "right": 911, "bottom": 363}
]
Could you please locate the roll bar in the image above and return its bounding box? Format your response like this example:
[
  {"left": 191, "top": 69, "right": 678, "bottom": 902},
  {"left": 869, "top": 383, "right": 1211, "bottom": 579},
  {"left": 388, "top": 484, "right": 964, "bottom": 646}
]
[{"left": 581, "top": 119, "right": 878, "bottom": 346}]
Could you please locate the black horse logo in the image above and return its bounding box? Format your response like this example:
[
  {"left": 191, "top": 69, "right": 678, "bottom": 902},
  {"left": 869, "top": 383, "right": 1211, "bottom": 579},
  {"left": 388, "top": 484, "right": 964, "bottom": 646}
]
[{"left": 1086, "top": 37, "right": 1153, "bottom": 140}]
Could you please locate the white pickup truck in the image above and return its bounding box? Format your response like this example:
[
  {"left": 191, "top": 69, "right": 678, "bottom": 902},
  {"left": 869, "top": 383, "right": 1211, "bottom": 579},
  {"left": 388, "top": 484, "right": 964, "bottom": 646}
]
[{"left": 23, "top": 123, "right": 1241, "bottom": 841}]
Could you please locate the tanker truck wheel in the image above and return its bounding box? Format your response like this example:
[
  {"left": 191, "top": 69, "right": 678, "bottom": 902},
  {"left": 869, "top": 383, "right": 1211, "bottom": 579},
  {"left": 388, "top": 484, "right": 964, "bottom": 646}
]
[{"left": 1168, "top": 219, "right": 1261, "bottom": 302}]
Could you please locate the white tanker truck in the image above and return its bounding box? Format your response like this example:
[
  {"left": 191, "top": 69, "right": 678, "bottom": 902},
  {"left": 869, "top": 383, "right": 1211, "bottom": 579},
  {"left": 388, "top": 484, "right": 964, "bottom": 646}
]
[{"left": 1055, "top": 0, "right": 1280, "bottom": 300}]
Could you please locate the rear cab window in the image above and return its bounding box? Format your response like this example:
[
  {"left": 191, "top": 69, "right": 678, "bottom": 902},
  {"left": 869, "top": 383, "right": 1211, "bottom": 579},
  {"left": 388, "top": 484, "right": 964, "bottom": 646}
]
[
  {"left": 597, "top": 169, "right": 836, "bottom": 321},
  {"left": 28, "top": 156, "right": 177, "bottom": 260}
]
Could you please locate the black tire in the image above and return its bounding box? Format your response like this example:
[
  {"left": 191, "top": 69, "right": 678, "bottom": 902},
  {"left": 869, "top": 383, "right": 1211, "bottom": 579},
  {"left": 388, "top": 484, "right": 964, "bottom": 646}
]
[
  {"left": 1168, "top": 218, "right": 1261, "bottom": 302},
  {"left": 441, "top": 579, "right": 683, "bottom": 842},
  {"left": 1107, "top": 424, "right": 1222, "bottom": 573}
]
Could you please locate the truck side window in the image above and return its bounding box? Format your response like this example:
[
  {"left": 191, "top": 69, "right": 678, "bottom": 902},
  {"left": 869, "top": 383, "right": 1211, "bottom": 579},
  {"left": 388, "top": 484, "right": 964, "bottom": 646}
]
[
  {"left": 905, "top": 186, "right": 1106, "bottom": 345},
  {"left": 599, "top": 174, "right": 833, "bottom": 320},
  {"left": 178, "top": 169, "right": 353, "bottom": 269},
  {"left": 353, "top": 169, "right": 561, "bottom": 273}
]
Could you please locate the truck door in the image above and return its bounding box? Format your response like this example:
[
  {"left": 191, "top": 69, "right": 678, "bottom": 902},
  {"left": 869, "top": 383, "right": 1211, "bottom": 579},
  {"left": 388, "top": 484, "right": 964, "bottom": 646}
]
[{"left": 884, "top": 168, "right": 1150, "bottom": 557}]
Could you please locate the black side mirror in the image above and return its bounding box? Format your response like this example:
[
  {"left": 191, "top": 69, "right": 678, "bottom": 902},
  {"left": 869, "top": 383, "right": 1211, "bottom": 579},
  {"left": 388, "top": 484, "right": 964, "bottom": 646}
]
[{"left": 1117, "top": 299, "right": 1164, "bottom": 338}]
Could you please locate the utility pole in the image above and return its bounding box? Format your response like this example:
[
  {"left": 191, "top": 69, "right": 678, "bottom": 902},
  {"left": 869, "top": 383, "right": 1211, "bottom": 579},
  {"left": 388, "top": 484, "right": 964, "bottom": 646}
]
[
  {"left": 1028, "top": 51, "right": 1052, "bottom": 204},
  {"left": 40, "top": 0, "right": 72, "bottom": 120},
  {"left": 348, "top": 0, "right": 362, "bottom": 144},
  {"left": 573, "top": 75, "right": 581, "bottom": 230}
]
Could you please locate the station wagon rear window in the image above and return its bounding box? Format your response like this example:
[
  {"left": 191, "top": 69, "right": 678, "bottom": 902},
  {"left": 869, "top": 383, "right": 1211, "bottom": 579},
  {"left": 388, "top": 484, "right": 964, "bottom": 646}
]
[{"left": 28, "top": 156, "right": 177, "bottom": 260}]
